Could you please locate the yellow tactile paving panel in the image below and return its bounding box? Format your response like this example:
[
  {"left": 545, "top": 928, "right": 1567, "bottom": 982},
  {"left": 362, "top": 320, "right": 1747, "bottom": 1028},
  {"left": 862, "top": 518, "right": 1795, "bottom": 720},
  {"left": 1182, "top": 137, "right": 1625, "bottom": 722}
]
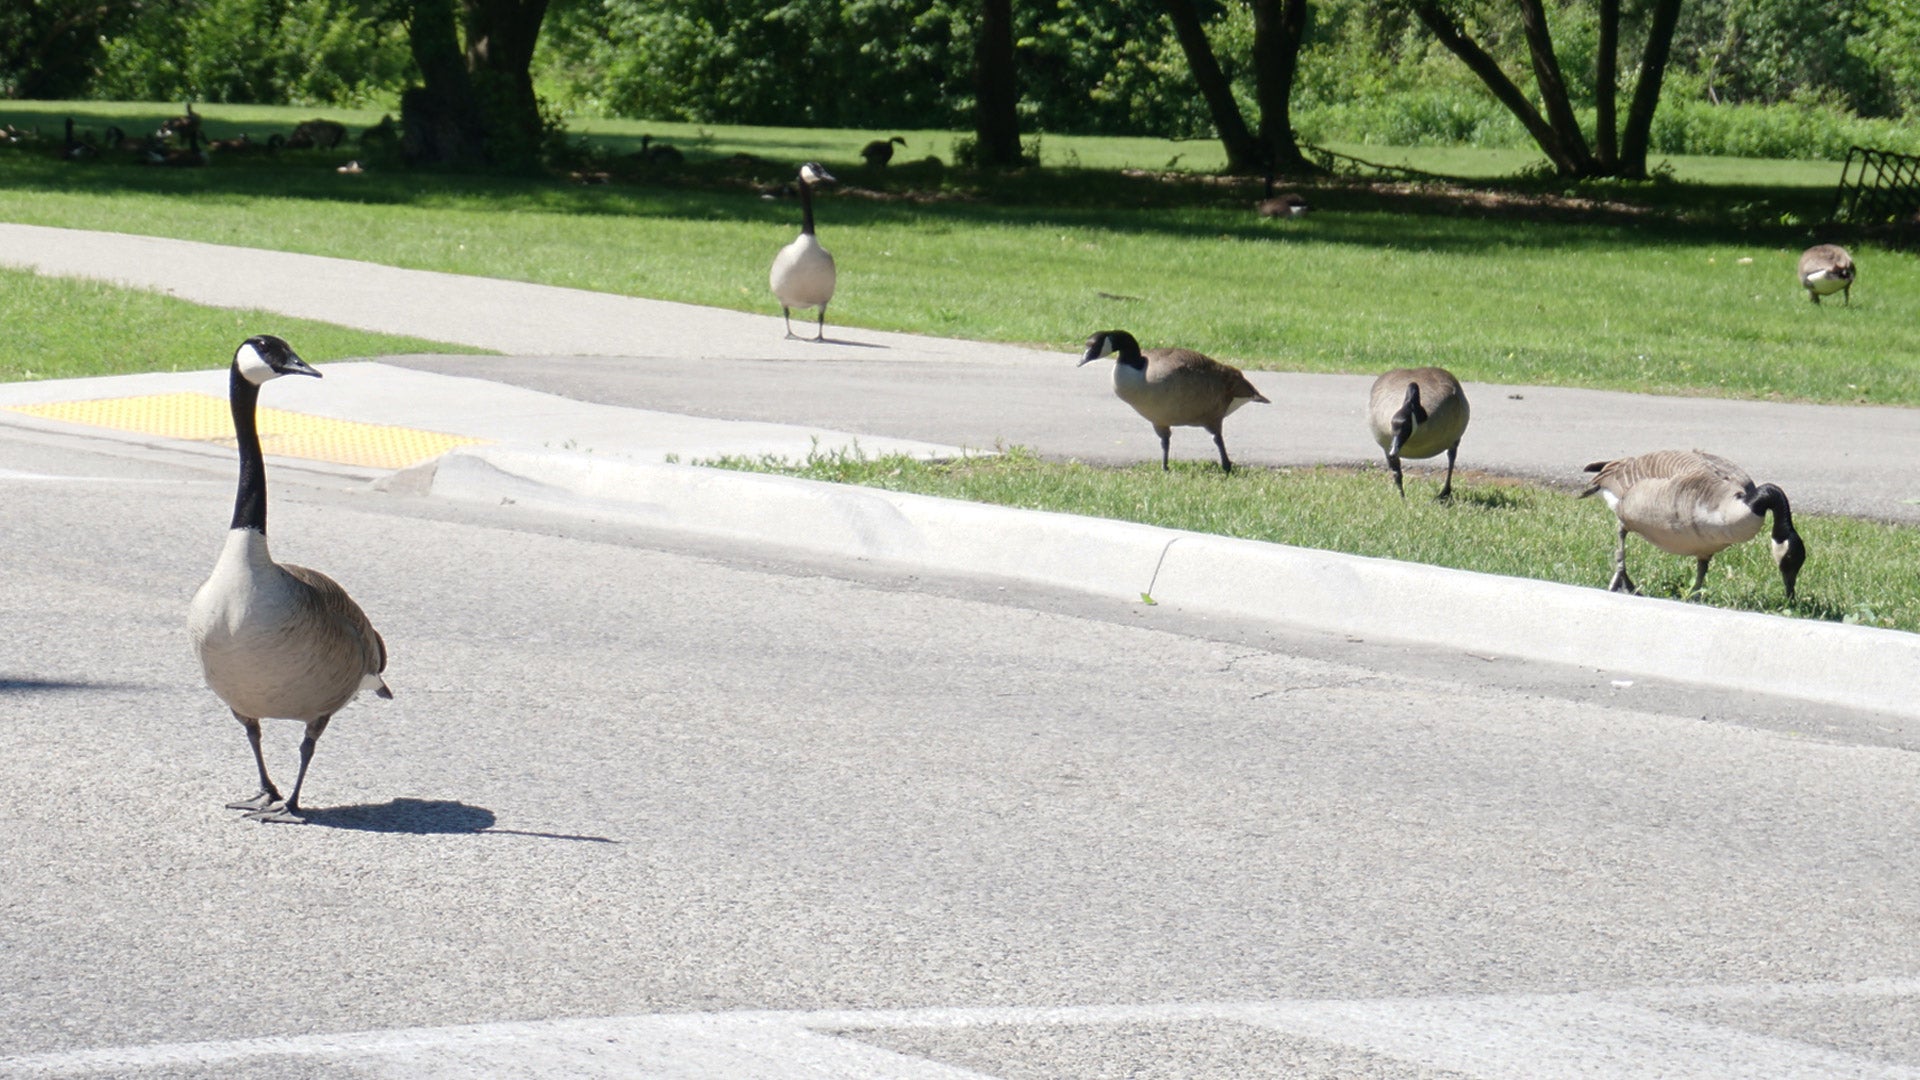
[{"left": 4, "top": 392, "right": 489, "bottom": 470}]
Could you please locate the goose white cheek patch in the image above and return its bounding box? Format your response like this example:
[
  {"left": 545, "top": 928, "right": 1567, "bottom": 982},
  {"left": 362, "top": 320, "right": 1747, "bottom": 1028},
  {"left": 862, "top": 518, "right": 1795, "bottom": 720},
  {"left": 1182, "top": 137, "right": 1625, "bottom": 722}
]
[{"left": 235, "top": 342, "right": 279, "bottom": 385}]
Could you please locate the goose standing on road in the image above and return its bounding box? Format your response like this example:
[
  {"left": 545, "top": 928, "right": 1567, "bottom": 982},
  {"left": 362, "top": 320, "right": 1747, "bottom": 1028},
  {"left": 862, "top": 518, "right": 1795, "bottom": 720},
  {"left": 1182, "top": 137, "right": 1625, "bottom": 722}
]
[
  {"left": 1368, "top": 367, "right": 1470, "bottom": 499},
  {"left": 188, "top": 335, "right": 392, "bottom": 823},
  {"left": 1080, "top": 329, "right": 1269, "bottom": 473},
  {"left": 1580, "top": 449, "right": 1805, "bottom": 600},
  {"left": 1798, "top": 244, "right": 1855, "bottom": 305},
  {"left": 769, "top": 162, "right": 837, "bottom": 340}
]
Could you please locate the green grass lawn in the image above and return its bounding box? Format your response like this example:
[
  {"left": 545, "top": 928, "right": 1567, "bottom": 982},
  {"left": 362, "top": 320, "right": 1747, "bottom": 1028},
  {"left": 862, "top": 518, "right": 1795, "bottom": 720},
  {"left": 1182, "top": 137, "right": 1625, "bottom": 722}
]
[
  {"left": 710, "top": 447, "right": 1920, "bottom": 633},
  {"left": 0, "top": 268, "right": 482, "bottom": 381},
  {"left": 1, "top": 103, "right": 1908, "bottom": 405}
]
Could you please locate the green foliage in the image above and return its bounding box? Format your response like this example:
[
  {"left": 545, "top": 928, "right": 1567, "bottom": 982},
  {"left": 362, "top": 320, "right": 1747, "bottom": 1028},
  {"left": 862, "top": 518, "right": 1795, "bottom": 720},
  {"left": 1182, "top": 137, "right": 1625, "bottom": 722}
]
[
  {"left": 91, "top": 0, "right": 410, "bottom": 107},
  {"left": 0, "top": 1, "right": 137, "bottom": 99},
  {"left": 1648, "top": 88, "right": 1920, "bottom": 159},
  {"left": 534, "top": 0, "right": 1210, "bottom": 135}
]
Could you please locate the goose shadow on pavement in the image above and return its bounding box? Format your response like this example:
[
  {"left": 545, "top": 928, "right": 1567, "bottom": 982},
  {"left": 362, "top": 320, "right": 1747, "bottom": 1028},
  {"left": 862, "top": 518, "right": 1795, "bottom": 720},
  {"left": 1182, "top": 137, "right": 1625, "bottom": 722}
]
[{"left": 299, "top": 797, "right": 617, "bottom": 843}]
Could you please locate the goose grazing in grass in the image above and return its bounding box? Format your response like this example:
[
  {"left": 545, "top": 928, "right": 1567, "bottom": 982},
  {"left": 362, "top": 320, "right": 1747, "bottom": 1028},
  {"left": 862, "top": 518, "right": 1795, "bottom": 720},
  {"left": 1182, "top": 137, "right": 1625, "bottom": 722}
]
[
  {"left": 1080, "top": 329, "right": 1269, "bottom": 473},
  {"left": 862, "top": 136, "right": 906, "bottom": 167},
  {"left": 1798, "top": 244, "right": 1855, "bottom": 305},
  {"left": 188, "top": 335, "right": 391, "bottom": 823},
  {"left": 769, "top": 162, "right": 837, "bottom": 340},
  {"left": 1580, "top": 449, "right": 1805, "bottom": 600},
  {"left": 1368, "top": 367, "right": 1470, "bottom": 499}
]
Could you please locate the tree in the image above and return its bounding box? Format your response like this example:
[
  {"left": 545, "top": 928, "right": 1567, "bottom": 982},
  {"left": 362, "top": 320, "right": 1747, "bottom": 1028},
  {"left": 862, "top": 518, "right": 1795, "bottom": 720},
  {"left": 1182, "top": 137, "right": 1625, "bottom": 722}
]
[
  {"left": 1162, "top": 0, "right": 1321, "bottom": 175},
  {"left": 402, "top": 0, "right": 550, "bottom": 166},
  {"left": 973, "top": 0, "right": 1022, "bottom": 165},
  {"left": 1403, "top": 0, "right": 1685, "bottom": 178},
  {"left": 1251, "top": 0, "right": 1319, "bottom": 174},
  {"left": 1162, "top": 0, "right": 1261, "bottom": 170},
  {"left": 1, "top": 0, "right": 137, "bottom": 99}
]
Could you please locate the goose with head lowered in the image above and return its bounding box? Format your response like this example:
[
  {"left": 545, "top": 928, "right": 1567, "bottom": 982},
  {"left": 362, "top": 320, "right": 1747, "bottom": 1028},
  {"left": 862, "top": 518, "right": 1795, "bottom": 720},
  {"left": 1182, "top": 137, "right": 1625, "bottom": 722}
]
[
  {"left": 1797, "top": 244, "right": 1855, "bottom": 305},
  {"left": 1580, "top": 448, "right": 1805, "bottom": 600},
  {"left": 1080, "top": 329, "right": 1269, "bottom": 473},
  {"left": 1368, "top": 367, "right": 1470, "bottom": 499},
  {"left": 769, "top": 162, "right": 837, "bottom": 340},
  {"left": 188, "top": 335, "right": 391, "bottom": 823}
]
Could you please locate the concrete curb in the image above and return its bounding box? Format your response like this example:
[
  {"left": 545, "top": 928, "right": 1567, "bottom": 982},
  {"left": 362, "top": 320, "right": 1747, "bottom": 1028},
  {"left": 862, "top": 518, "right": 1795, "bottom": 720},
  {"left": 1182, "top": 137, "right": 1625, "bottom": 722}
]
[{"left": 410, "top": 445, "right": 1920, "bottom": 720}]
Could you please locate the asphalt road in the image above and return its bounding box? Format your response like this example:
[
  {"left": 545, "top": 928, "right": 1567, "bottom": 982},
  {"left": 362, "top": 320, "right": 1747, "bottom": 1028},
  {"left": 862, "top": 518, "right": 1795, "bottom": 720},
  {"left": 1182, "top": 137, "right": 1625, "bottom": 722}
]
[
  {"left": 389, "top": 352, "right": 1920, "bottom": 524},
  {"left": 5, "top": 421, "right": 1920, "bottom": 1078}
]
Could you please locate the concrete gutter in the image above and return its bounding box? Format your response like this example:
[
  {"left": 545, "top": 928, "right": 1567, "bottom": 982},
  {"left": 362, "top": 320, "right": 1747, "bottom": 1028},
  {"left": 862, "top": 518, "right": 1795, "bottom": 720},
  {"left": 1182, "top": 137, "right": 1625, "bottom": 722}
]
[{"left": 407, "top": 445, "right": 1920, "bottom": 720}]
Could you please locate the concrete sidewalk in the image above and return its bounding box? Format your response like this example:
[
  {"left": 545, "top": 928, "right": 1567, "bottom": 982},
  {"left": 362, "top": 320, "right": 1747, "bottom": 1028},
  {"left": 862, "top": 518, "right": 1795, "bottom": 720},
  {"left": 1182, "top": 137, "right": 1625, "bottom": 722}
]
[{"left": 3, "top": 222, "right": 1916, "bottom": 717}]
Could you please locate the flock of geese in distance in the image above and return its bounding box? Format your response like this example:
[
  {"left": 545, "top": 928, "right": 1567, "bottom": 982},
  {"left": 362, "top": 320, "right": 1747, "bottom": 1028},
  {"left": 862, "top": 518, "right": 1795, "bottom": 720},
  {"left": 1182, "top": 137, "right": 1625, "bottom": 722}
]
[{"left": 169, "top": 144, "right": 1850, "bottom": 823}]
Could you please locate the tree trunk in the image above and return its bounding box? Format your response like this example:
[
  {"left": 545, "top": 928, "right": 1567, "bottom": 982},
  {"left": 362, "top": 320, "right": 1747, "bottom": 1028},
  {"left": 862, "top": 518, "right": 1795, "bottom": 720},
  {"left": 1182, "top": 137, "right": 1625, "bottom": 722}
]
[
  {"left": 1619, "top": 0, "right": 1683, "bottom": 178},
  {"left": 1250, "top": 0, "right": 1322, "bottom": 176},
  {"left": 1514, "top": 0, "right": 1595, "bottom": 173},
  {"left": 973, "top": 0, "right": 1022, "bottom": 166},
  {"left": 1162, "top": 0, "right": 1261, "bottom": 172},
  {"left": 464, "top": 0, "right": 551, "bottom": 167},
  {"left": 402, "top": 0, "right": 548, "bottom": 167},
  {"left": 404, "top": 0, "right": 488, "bottom": 165},
  {"left": 1405, "top": 0, "right": 1586, "bottom": 176},
  {"left": 1594, "top": 0, "right": 1618, "bottom": 168}
]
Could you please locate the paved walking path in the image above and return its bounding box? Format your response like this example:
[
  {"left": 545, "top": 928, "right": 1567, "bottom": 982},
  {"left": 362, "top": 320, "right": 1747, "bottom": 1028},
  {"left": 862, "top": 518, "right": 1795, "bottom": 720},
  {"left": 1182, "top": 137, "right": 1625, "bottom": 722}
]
[{"left": 4, "top": 222, "right": 1913, "bottom": 521}]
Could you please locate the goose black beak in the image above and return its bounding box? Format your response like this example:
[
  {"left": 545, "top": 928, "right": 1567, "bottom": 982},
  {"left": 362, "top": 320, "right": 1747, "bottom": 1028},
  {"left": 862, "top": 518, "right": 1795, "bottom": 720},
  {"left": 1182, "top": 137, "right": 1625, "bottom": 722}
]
[{"left": 284, "top": 356, "right": 322, "bottom": 379}]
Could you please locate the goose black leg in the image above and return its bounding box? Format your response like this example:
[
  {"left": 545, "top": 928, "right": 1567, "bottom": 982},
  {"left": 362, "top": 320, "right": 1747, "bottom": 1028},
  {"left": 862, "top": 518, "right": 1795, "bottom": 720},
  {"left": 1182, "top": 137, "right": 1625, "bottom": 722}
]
[
  {"left": 782, "top": 307, "right": 798, "bottom": 339},
  {"left": 815, "top": 306, "right": 827, "bottom": 341},
  {"left": 1155, "top": 426, "right": 1172, "bottom": 471},
  {"left": 245, "top": 715, "right": 331, "bottom": 823},
  {"left": 1690, "top": 556, "right": 1712, "bottom": 598},
  {"left": 225, "top": 712, "right": 283, "bottom": 811},
  {"left": 1208, "top": 425, "right": 1233, "bottom": 473},
  {"left": 1437, "top": 444, "right": 1458, "bottom": 501},
  {"left": 1607, "top": 522, "right": 1638, "bottom": 594}
]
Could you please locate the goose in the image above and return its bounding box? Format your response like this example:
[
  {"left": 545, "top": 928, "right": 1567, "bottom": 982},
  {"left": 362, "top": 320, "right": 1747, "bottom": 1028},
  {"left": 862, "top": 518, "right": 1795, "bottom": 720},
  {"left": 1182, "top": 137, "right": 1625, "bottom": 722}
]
[
  {"left": 769, "top": 162, "right": 837, "bottom": 340},
  {"left": 1368, "top": 367, "right": 1470, "bottom": 499},
  {"left": 1080, "top": 329, "right": 1269, "bottom": 473},
  {"left": 61, "top": 118, "right": 97, "bottom": 161},
  {"left": 1255, "top": 172, "right": 1310, "bottom": 217},
  {"left": 157, "top": 101, "right": 200, "bottom": 141},
  {"left": 861, "top": 136, "right": 907, "bottom": 168},
  {"left": 286, "top": 118, "right": 346, "bottom": 150},
  {"left": 1798, "top": 244, "right": 1854, "bottom": 305},
  {"left": 188, "top": 335, "right": 391, "bottom": 823},
  {"left": 144, "top": 123, "right": 205, "bottom": 167},
  {"left": 103, "top": 125, "right": 151, "bottom": 154},
  {"left": 1580, "top": 449, "right": 1805, "bottom": 600},
  {"left": 1256, "top": 192, "right": 1311, "bottom": 218},
  {"left": 640, "top": 134, "right": 684, "bottom": 166}
]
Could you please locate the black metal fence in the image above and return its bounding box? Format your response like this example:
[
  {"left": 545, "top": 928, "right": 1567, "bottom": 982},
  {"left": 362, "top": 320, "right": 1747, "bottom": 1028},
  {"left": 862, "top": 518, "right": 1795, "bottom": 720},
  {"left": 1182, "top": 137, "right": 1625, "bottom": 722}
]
[{"left": 1833, "top": 145, "right": 1920, "bottom": 225}]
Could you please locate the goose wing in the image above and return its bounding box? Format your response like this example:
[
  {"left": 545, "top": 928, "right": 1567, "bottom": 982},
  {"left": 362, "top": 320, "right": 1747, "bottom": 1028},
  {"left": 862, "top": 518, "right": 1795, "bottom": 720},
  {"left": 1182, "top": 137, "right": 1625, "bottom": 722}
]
[
  {"left": 1147, "top": 349, "right": 1269, "bottom": 403},
  {"left": 283, "top": 563, "right": 391, "bottom": 695}
]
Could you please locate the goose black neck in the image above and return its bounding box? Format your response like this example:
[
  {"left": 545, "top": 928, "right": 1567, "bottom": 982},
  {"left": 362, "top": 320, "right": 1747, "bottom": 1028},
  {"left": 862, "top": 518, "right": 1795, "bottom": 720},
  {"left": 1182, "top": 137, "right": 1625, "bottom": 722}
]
[
  {"left": 228, "top": 363, "right": 267, "bottom": 533},
  {"left": 1400, "top": 382, "right": 1428, "bottom": 424},
  {"left": 799, "top": 179, "right": 817, "bottom": 236},
  {"left": 1109, "top": 333, "right": 1146, "bottom": 370},
  {"left": 1751, "top": 483, "right": 1794, "bottom": 541}
]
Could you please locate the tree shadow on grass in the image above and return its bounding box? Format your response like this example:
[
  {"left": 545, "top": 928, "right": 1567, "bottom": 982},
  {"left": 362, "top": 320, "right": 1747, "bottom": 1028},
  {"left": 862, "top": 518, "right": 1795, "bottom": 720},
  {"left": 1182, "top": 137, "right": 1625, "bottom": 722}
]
[{"left": 301, "top": 797, "right": 616, "bottom": 842}]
